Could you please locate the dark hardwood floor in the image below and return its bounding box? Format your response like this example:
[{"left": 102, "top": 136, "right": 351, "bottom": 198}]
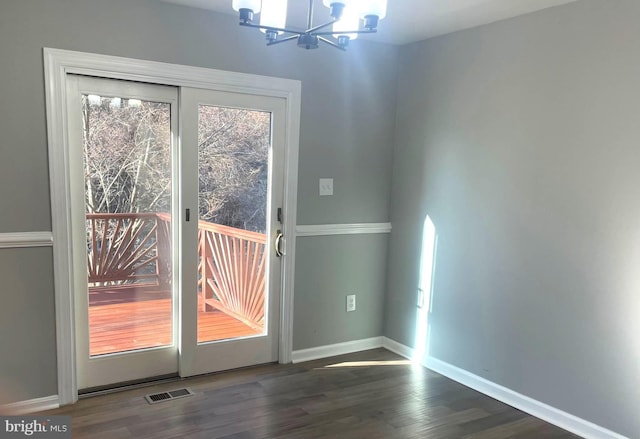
[{"left": 42, "top": 349, "right": 579, "bottom": 438}]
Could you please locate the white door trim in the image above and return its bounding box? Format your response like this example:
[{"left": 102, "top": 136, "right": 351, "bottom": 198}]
[{"left": 43, "top": 48, "right": 300, "bottom": 406}]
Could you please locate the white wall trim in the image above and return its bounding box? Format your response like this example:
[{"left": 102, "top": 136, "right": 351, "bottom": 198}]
[
  {"left": 381, "top": 336, "right": 415, "bottom": 359},
  {"left": 278, "top": 70, "right": 301, "bottom": 365},
  {"left": 44, "top": 47, "right": 300, "bottom": 404},
  {"left": 291, "top": 337, "right": 384, "bottom": 363},
  {"left": 0, "top": 396, "right": 59, "bottom": 415},
  {"left": 0, "top": 232, "right": 53, "bottom": 249},
  {"left": 381, "top": 337, "right": 628, "bottom": 439},
  {"left": 296, "top": 223, "right": 392, "bottom": 237}
]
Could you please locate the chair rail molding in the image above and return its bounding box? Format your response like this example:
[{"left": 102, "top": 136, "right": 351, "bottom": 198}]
[
  {"left": 0, "top": 232, "right": 53, "bottom": 248},
  {"left": 296, "top": 223, "right": 392, "bottom": 237}
]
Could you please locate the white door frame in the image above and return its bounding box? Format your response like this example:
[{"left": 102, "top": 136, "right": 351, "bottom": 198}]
[{"left": 43, "top": 48, "right": 300, "bottom": 405}]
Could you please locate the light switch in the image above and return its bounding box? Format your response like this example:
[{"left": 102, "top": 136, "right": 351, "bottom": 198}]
[
  {"left": 319, "top": 178, "right": 333, "bottom": 196},
  {"left": 346, "top": 294, "right": 356, "bottom": 312}
]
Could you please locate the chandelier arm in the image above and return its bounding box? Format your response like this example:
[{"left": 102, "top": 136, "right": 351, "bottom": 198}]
[
  {"left": 239, "top": 22, "right": 301, "bottom": 35},
  {"left": 317, "top": 36, "right": 346, "bottom": 51},
  {"left": 234, "top": 0, "right": 384, "bottom": 51},
  {"left": 305, "top": 19, "right": 338, "bottom": 34},
  {"left": 267, "top": 34, "right": 300, "bottom": 46},
  {"left": 307, "top": 0, "right": 314, "bottom": 29},
  {"left": 314, "top": 28, "right": 378, "bottom": 36}
]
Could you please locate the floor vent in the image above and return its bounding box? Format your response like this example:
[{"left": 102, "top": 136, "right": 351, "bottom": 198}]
[{"left": 145, "top": 388, "right": 194, "bottom": 404}]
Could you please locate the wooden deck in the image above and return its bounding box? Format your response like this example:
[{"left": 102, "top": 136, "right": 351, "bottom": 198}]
[{"left": 88, "top": 287, "right": 261, "bottom": 356}]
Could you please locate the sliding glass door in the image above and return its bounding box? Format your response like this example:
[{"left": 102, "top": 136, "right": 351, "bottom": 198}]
[{"left": 67, "top": 76, "right": 286, "bottom": 390}]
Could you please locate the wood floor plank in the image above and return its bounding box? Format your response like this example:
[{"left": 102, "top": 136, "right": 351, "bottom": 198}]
[{"left": 42, "top": 349, "right": 581, "bottom": 438}]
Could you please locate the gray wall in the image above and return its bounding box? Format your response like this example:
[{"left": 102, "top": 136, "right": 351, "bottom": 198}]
[
  {"left": 385, "top": 1, "right": 640, "bottom": 436},
  {"left": 0, "top": 0, "right": 397, "bottom": 404},
  {"left": 294, "top": 235, "right": 388, "bottom": 350},
  {"left": 0, "top": 249, "right": 57, "bottom": 404}
]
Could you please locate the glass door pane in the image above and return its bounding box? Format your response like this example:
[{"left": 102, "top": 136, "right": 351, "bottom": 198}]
[
  {"left": 196, "top": 105, "right": 272, "bottom": 344},
  {"left": 179, "top": 87, "right": 284, "bottom": 377},
  {"left": 81, "top": 93, "right": 174, "bottom": 356}
]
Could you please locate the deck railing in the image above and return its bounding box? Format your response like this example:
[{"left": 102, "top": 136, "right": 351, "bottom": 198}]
[
  {"left": 86, "top": 213, "right": 169, "bottom": 288},
  {"left": 198, "top": 221, "right": 267, "bottom": 331},
  {"left": 86, "top": 212, "right": 266, "bottom": 331}
]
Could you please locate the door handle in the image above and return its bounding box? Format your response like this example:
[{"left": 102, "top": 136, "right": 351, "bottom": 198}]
[{"left": 275, "top": 230, "right": 284, "bottom": 257}]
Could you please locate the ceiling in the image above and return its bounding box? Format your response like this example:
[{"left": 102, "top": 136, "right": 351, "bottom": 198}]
[{"left": 160, "top": 0, "right": 580, "bottom": 45}]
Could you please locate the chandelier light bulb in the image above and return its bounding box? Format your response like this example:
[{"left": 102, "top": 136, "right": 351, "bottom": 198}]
[
  {"left": 322, "top": 0, "right": 349, "bottom": 19},
  {"left": 333, "top": 6, "right": 360, "bottom": 42},
  {"left": 232, "top": 0, "right": 261, "bottom": 13},
  {"left": 359, "top": 0, "right": 387, "bottom": 19},
  {"left": 359, "top": 0, "right": 387, "bottom": 29},
  {"left": 232, "top": 0, "right": 261, "bottom": 23},
  {"left": 322, "top": 0, "right": 348, "bottom": 8},
  {"left": 260, "top": 0, "right": 288, "bottom": 35}
]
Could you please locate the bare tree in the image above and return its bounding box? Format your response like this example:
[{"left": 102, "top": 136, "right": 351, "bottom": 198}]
[
  {"left": 82, "top": 96, "right": 270, "bottom": 232},
  {"left": 83, "top": 96, "right": 172, "bottom": 214},
  {"left": 198, "top": 105, "right": 270, "bottom": 232}
]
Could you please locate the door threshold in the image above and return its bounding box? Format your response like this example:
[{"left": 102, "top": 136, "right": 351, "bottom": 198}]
[{"left": 79, "top": 373, "right": 180, "bottom": 398}]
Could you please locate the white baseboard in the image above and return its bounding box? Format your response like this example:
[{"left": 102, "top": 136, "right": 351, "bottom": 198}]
[
  {"left": 291, "top": 336, "right": 384, "bottom": 363},
  {"left": 381, "top": 335, "right": 415, "bottom": 359},
  {"left": 0, "top": 395, "right": 59, "bottom": 415},
  {"left": 381, "top": 337, "right": 628, "bottom": 439}
]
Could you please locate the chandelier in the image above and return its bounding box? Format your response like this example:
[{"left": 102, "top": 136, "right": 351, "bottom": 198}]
[{"left": 231, "top": 0, "right": 387, "bottom": 51}]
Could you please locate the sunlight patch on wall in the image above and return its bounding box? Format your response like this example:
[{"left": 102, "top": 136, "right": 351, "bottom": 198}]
[{"left": 413, "top": 215, "right": 437, "bottom": 364}]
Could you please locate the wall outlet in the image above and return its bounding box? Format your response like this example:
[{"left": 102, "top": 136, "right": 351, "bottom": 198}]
[
  {"left": 319, "top": 178, "right": 333, "bottom": 196},
  {"left": 346, "top": 294, "right": 356, "bottom": 312}
]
